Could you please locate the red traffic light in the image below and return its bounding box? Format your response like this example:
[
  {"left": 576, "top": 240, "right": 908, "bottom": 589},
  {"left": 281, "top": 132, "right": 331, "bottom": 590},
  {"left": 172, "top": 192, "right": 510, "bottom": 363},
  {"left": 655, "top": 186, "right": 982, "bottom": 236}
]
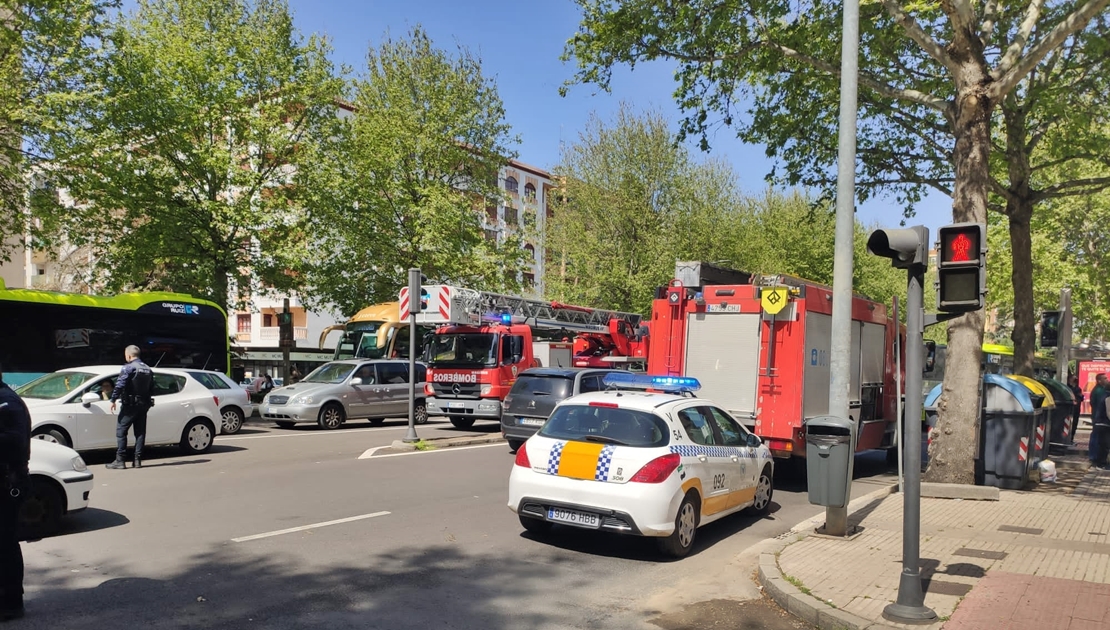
[{"left": 940, "top": 227, "right": 980, "bottom": 264}]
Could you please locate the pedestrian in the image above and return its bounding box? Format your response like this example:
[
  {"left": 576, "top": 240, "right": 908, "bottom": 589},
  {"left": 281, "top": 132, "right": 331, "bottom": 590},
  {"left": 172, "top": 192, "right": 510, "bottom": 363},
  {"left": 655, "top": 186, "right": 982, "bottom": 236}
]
[
  {"left": 0, "top": 363, "right": 31, "bottom": 621},
  {"left": 1088, "top": 373, "right": 1109, "bottom": 467},
  {"left": 107, "top": 345, "right": 154, "bottom": 470},
  {"left": 289, "top": 367, "right": 302, "bottom": 384},
  {"left": 1067, "top": 375, "right": 1084, "bottom": 439}
]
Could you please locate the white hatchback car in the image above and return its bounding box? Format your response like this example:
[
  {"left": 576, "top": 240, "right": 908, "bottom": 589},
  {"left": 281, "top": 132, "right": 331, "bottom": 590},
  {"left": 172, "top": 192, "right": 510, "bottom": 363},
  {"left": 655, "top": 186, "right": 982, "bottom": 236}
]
[
  {"left": 507, "top": 374, "right": 774, "bottom": 558},
  {"left": 184, "top": 370, "right": 253, "bottom": 434},
  {"left": 21, "top": 439, "right": 94, "bottom": 540},
  {"left": 17, "top": 366, "right": 222, "bottom": 454}
]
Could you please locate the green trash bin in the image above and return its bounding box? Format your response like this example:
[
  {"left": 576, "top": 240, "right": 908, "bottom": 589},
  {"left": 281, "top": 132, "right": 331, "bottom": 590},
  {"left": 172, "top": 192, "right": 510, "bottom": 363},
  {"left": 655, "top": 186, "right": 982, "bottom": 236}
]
[
  {"left": 805, "top": 416, "right": 854, "bottom": 508},
  {"left": 1036, "top": 377, "right": 1077, "bottom": 449},
  {"left": 979, "top": 375, "right": 1041, "bottom": 489}
]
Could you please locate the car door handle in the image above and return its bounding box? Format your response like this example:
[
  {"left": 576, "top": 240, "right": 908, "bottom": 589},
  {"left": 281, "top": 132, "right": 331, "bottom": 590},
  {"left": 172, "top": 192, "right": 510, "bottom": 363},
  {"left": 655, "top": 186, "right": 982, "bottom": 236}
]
[{"left": 698, "top": 455, "right": 708, "bottom": 462}]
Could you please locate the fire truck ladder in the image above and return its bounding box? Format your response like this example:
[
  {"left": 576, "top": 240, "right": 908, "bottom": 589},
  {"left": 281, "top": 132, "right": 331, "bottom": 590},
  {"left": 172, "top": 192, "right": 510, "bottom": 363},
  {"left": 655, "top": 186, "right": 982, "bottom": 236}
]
[{"left": 449, "top": 287, "right": 643, "bottom": 334}]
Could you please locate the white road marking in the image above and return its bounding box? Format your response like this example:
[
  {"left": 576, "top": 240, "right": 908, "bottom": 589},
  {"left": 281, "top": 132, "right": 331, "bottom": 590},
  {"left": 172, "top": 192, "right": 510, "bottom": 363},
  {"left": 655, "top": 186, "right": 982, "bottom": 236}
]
[
  {"left": 220, "top": 424, "right": 444, "bottom": 441},
  {"left": 357, "top": 445, "right": 390, "bottom": 459},
  {"left": 231, "top": 511, "right": 391, "bottom": 542},
  {"left": 361, "top": 442, "right": 505, "bottom": 459}
]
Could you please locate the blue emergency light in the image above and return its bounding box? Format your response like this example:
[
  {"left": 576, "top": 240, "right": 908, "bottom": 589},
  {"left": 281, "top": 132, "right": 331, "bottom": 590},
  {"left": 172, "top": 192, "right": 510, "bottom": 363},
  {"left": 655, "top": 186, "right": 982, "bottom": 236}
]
[
  {"left": 500, "top": 313, "right": 513, "bottom": 324},
  {"left": 602, "top": 372, "right": 701, "bottom": 392}
]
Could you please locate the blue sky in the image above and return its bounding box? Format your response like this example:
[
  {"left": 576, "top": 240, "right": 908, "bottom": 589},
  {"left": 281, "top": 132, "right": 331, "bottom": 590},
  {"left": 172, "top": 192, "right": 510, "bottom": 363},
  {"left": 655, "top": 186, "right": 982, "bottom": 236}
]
[{"left": 289, "top": 0, "right": 952, "bottom": 234}]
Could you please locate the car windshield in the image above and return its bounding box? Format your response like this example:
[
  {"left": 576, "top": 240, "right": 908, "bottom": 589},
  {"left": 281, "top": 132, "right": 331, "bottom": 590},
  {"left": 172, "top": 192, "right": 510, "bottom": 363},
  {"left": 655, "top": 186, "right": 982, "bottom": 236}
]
[
  {"left": 16, "top": 371, "right": 99, "bottom": 399},
  {"left": 427, "top": 333, "right": 497, "bottom": 367},
  {"left": 540, "top": 404, "right": 669, "bottom": 447},
  {"left": 510, "top": 375, "right": 573, "bottom": 399},
  {"left": 301, "top": 362, "right": 356, "bottom": 384}
]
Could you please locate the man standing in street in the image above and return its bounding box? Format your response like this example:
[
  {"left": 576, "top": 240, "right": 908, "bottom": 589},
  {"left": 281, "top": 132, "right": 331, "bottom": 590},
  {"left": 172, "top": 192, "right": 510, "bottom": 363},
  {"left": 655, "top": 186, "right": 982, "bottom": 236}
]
[
  {"left": 1068, "top": 375, "right": 1084, "bottom": 442},
  {"left": 1088, "top": 373, "right": 1109, "bottom": 468},
  {"left": 0, "top": 363, "right": 31, "bottom": 621},
  {"left": 107, "top": 345, "right": 154, "bottom": 470}
]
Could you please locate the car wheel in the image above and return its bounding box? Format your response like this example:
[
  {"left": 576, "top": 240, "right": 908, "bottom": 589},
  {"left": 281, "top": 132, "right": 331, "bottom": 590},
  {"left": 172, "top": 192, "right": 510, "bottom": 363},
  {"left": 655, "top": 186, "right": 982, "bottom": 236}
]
[
  {"left": 32, "top": 427, "right": 70, "bottom": 448},
  {"left": 658, "top": 493, "right": 699, "bottom": 558},
  {"left": 18, "top": 477, "right": 64, "bottom": 541},
  {"left": 221, "top": 407, "right": 244, "bottom": 435},
  {"left": 180, "top": 419, "right": 215, "bottom": 454},
  {"left": 276, "top": 421, "right": 296, "bottom": 429},
  {"left": 508, "top": 439, "right": 524, "bottom": 453},
  {"left": 449, "top": 415, "right": 475, "bottom": 429},
  {"left": 747, "top": 465, "right": 774, "bottom": 516},
  {"left": 414, "top": 401, "right": 428, "bottom": 425},
  {"left": 519, "top": 514, "right": 553, "bottom": 535},
  {"left": 318, "top": 403, "right": 345, "bottom": 430}
]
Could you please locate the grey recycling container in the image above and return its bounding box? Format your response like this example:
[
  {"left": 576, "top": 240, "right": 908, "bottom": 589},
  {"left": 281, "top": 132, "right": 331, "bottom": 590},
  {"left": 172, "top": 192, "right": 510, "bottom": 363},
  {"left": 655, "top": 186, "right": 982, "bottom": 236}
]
[
  {"left": 1037, "top": 377, "right": 1077, "bottom": 448},
  {"left": 805, "top": 415, "right": 854, "bottom": 508},
  {"left": 979, "top": 375, "right": 1040, "bottom": 490}
]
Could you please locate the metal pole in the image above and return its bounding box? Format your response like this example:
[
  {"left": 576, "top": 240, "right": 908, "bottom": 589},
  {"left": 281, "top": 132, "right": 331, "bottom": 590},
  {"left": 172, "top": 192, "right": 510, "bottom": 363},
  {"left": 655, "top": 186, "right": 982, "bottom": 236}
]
[
  {"left": 403, "top": 269, "right": 421, "bottom": 444},
  {"left": 894, "top": 297, "right": 904, "bottom": 492},
  {"left": 825, "top": 0, "right": 861, "bottom": 537},
  {"left": 1058, "top": 288, "right": 1072, "bottom": 381},
  {"left": 281, "top": 297, "right": 291, "bottom": 381},
  {"left": 883, "top": 263, "right": 937, "bottom": 623}
]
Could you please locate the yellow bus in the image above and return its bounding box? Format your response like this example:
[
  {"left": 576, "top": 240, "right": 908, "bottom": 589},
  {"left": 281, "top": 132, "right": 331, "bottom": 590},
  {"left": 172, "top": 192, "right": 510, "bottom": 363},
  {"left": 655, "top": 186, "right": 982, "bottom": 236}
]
[{"left": 319, "top": 302, "right": 433, "bottom": 361}]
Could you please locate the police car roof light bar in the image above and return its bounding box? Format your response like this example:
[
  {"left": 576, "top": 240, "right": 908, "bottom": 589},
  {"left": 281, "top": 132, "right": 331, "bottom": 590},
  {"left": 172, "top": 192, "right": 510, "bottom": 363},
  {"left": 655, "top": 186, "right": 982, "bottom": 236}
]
[{"left": 602, "top": 372, "right": 701, "bottom": 393}]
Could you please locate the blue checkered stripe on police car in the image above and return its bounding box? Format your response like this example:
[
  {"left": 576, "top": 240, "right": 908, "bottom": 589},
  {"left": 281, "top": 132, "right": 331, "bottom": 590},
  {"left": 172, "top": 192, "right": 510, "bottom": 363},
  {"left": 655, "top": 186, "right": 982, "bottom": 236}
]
[
  {"left": 669, "top": 444, "right": 746, "bottom": 458},
  {"left": 546, "top": 442, "right": 566, "bottom": 475},
  {"left": 594, "top": 445, "right": 617, "bottom": 481}
]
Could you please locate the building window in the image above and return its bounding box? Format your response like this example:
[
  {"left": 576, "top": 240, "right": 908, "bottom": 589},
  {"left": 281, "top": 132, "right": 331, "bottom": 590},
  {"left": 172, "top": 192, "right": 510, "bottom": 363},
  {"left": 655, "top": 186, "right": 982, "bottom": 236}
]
[
  {"left": 237, "top": 314, "right": 251, "bottom": 333},
  {"left": 485, "top": 203, "right": 497, "bottom": 222},
  {"left": 524, "top": 243, "right": 536, "bottom": 261},
  {"left": 263, "top": 313, "right": 274, "bottom": 327},
  {"left": 524, "top": 182, "right": 536, "bottom": 201},
  {"left": 523, "top": 272, "right": 535, "bottom": 288},
  {"left": 484, "top": 229, "right": 498, "bottom": 243},
  {"left": 545, "top": 202, "right": 553, "bottom": 219},
  {"left": 504, "top": 206, "right": 518, "bottom": 226},
  {"left": 505, "top": 176, "right": 518, "bottom": 195}
]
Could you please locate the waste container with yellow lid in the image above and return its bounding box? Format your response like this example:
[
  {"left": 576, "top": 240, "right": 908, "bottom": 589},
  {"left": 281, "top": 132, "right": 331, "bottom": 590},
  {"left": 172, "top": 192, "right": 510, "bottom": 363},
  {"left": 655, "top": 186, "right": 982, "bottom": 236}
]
[{"left": 1007, "top": 375, "right": 1053, "bottom": 464}]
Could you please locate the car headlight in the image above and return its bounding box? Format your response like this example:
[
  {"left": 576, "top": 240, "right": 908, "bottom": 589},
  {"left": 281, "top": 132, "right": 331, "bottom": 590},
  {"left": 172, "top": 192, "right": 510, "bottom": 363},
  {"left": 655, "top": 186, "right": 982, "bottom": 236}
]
[
  {"left": 294, "top": 395, "right": 314, "bottom": 404},
  {"left": 480, "top": 384, "right": 492, "bottom": 396},
  {"left": 72, "top": 456, "right": 88, "bottom": 473}
]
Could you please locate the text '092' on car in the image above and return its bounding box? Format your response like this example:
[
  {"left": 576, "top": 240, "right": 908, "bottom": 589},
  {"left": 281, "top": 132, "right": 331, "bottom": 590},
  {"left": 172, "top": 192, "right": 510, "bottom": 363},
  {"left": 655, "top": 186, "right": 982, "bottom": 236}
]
[{"left": 508, "top": 374, "right": 774, "bottom": 558}]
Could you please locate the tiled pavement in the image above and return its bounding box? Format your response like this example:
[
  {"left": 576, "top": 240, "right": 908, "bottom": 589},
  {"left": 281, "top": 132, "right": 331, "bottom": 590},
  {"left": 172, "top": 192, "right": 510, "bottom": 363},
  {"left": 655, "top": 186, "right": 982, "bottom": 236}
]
[{"left": 759, "top": 430, "right": 1110, "bottom": 629}]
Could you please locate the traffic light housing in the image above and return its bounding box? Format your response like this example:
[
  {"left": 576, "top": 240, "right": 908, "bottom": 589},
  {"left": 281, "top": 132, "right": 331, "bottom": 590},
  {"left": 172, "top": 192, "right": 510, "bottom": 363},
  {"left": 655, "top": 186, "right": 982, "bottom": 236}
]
[
  {"left": 935, "top": 223, "right": 986, "bottom": 313},
  {"left": 1040, "top": 310, "right": 1060, "bottom": 348},
  {"left": 866, "top": 226, "right": 929, "bottom": 269},
  {"left": 278, "top": 311, "right": 293, "bottom": 345}
]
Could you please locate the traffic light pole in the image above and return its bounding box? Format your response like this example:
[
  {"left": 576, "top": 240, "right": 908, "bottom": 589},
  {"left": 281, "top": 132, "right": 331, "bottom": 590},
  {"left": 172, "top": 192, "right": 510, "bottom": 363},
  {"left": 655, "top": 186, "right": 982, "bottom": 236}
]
[
  {"left": 403, "top": 268, "right": 421, "bottom": 444},
  {"left": 281, "top": 297, "right": 291, "bottom": 382},
  {"left": 1057, "top": 289, "right": 1072, "bottom": 381},
  {"left": 883, "top": 263, "right": 937, "bottom": 624}
]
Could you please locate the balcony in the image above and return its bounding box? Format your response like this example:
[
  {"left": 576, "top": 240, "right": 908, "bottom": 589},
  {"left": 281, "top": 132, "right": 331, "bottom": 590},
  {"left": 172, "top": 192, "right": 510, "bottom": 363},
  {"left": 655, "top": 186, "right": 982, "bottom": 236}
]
[{"left": 259, "top": 326, "right": 308, "bottom": 341}]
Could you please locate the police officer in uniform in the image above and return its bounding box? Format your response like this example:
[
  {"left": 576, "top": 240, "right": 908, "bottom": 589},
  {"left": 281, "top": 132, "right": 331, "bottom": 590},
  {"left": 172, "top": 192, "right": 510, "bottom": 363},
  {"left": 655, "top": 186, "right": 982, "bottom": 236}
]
[
  {"left": 0, "top": 363, "right": 31, "bottom": 621},
  {"left": 107, "top": 345, "right": 154, "bottom": 470}
]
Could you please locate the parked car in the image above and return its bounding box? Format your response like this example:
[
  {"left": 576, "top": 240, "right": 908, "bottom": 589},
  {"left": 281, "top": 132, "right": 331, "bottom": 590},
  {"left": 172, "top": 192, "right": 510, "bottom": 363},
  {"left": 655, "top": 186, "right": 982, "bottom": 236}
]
[
  {"left": 21, "top": 439, "right": 94, "bottom": 540},
  {"left": 501, "top": 368, "right": 619, "bottom": 452},
  {"left": 186, "top": 369, "right": 252, "bottom": 434},
  {"left": 18, "top": 366, "right": 222, "bottom": 454},
  {"left": 261, "top": 359, "right": 428, "bottom": 430}
]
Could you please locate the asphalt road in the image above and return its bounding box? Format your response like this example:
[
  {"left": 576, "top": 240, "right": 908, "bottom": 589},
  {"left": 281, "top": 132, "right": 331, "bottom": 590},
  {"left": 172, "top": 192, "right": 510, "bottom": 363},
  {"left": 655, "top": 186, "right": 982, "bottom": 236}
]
[{"left": 17, "top": 417, "right": 896, "bottom": 630}]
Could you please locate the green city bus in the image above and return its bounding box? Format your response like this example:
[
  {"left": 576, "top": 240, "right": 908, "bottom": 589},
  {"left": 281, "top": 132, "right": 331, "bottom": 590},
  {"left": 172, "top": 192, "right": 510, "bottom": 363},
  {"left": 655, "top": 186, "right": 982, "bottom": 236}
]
[{"left": 0, "top": 279, "right": 229, "bottom": 386}]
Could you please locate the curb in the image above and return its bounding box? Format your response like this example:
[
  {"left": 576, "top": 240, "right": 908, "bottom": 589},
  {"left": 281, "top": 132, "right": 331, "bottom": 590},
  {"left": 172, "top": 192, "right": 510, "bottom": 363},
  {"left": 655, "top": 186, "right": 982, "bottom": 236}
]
[
  {"left": 758, "top": 483, "right": 901, "bottom": 630},
  {"left": 387, "top": 434, "right": 506, "bottom": 452}
]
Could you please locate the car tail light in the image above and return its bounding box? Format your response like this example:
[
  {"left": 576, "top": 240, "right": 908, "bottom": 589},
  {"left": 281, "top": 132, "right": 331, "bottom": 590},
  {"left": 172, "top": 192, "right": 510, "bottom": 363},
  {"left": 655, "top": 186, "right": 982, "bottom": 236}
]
[
  {"left": 213, "top": 396, "right": 220, "bottom": 407},
  {"left": 514, "top": 444, "right": 531, "bottom": 468},
  {"left": 630, "top": 453, "right": 681, "bottom": 483},
  {"left": 589, "top": 401, "right": 619, "bottom": 408}
]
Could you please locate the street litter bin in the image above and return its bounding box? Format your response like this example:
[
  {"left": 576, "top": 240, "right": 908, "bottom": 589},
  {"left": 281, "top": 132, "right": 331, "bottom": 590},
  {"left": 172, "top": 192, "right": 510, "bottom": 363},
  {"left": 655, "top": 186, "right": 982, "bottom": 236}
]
[
  {"left": 805, "top": 415, "right": 854, "bottom": 508},
  {"left": 980, "top": 375, "right": 1041, "bottom": 489},
  {"left": 1036, "top": 377, "right": 1077, "bottom": 448},
  {"left": 1008, "top": 375, "right": 1054, "bottom": 464}
]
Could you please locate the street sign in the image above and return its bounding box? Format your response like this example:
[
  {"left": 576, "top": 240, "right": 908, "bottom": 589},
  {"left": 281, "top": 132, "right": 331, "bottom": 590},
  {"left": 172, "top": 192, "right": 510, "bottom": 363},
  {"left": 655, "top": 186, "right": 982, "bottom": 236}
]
[{"left": 761, "top": 288, "right": 789, "bottom": 315}]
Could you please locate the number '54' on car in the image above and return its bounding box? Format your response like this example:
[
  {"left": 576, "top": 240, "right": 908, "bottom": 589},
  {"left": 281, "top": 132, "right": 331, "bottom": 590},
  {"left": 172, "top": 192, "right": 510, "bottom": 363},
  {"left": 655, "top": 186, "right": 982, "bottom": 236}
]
[{"left": 507, "top": 374, "right": 774, "bottom": 558}]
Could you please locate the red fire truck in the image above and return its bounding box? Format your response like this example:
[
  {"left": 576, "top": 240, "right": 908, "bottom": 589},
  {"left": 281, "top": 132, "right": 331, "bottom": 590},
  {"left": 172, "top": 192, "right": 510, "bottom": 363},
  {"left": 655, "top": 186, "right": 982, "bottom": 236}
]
[
  {"left": 402, "top": 285, "right": 647, "bottom": 428},
  {"left": 648, "top": 262, "right": 903, "bottom": 459}
]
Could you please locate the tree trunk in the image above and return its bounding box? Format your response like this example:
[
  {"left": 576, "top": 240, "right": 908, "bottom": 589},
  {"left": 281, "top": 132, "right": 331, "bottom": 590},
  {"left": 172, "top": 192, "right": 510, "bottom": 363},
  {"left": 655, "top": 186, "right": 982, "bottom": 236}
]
[
  {"left": 212, "top": 263, "right": 230, "bottom": 314},
  {"left": 925, "top": 62, "right": 992, "bottom": 485},
  {"left": 1008, "top": 205, "right": 1036, "bottom": 376}
]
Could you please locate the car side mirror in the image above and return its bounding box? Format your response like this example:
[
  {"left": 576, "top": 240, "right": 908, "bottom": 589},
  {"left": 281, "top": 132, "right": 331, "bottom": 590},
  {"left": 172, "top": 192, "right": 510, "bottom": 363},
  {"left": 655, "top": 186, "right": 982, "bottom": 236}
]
[
  {"left": 81, "top": 392, "right": 101, "bottom": 407},
  {"left": 746, "top": 433, "right": 761, "bottom": 447},
  {"left": 350, "top": 377, "right": 363, "bottom": 386}
]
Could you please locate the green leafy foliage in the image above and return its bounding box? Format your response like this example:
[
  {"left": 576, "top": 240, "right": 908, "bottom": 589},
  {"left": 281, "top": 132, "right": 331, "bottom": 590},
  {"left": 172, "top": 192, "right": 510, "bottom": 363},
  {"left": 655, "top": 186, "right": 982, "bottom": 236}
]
[
  {"left": 42, "top": 0, "right": 342, "bottom": 307},
  {"left": 298, "top": 27, "right": 529, "bottom": 317}
]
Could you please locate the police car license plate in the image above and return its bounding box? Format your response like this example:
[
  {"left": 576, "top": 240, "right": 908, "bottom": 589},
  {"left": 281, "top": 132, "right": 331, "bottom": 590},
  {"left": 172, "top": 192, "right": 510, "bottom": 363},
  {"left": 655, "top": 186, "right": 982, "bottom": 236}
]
[
  {"left": 519, "top": 417, "right": 545, "bottom": 426},
  {"left": 547, "top": 508, "right": 600, "bottom": 528}
]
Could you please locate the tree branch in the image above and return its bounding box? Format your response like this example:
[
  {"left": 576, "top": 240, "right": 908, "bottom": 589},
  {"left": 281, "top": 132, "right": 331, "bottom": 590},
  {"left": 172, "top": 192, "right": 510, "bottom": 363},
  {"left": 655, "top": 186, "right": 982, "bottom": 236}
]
[
  {"left": 980, "top": 0, "right": 1001, "bottom": 44},
  {"left": 1036, "top": 176, "right": 1110, "bottom": 200},
  {"left": 881, "top": 0, "right": 958, "bottom": 73},
  {"left": 993, "top": 0, "right": 1047, "bottom": 80},
  {"left": 990, "top": 0, "right": 1110, "bottom": 99}
]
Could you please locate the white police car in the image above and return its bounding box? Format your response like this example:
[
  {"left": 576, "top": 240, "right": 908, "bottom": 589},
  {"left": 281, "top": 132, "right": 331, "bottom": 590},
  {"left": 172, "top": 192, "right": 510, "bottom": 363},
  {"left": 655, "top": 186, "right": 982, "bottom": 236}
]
[{"left": 507, "top": 374, "right": 774, "bottom": 557}]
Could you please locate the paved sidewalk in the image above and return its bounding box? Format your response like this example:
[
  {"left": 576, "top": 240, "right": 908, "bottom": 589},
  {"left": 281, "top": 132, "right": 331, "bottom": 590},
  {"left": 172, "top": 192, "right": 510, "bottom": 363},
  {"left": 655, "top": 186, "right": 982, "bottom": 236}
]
[{"left": 759, "top": 437, "right": 1110, "bottom": 629}]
